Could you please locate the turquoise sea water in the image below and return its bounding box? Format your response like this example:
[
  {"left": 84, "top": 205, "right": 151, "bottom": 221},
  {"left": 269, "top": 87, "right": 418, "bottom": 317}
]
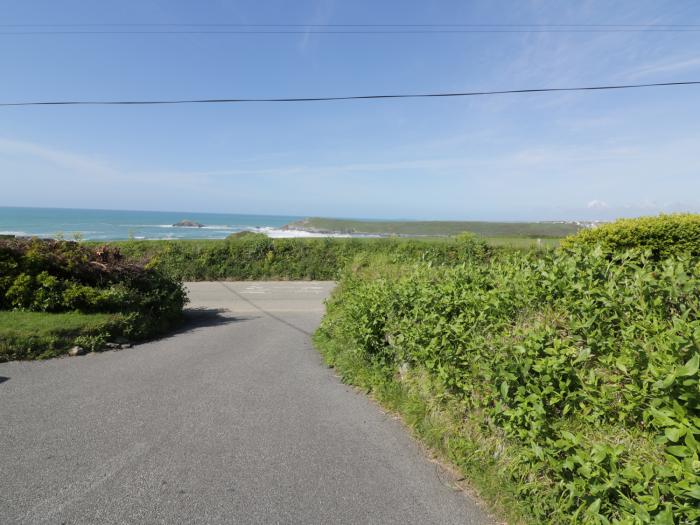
[{"left": 0, "top": 207, "right": 303, "bottom": 241}]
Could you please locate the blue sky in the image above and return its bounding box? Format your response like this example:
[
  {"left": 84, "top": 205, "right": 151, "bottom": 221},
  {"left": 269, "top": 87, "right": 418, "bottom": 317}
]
[{"left": 1, "top": 0, "right": 699, "bottom": 221}]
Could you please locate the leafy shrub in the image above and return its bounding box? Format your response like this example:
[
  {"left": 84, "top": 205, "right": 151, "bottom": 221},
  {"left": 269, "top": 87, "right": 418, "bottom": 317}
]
[
  {"left": 73, "top": 333, "right": 108, "bottom": 352},
  {"left": 0, "top": 238, "right": 187, "bottom": 355},
  {"left": 5, "top": 272, "right": 34, "bottom": 309},
  {"left": 561, "top": 214, "right": 700, "bottom": 259},
  {"left": 316, "top": 248, "right": 700, "bottom": 523}
]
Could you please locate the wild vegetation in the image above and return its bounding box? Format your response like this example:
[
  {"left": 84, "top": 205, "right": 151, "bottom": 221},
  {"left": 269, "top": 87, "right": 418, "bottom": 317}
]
[
  {"left": 315, "top": 216, "right": 700, "bottom": 524},
  {"left": 285, "top": 216, "right": 582, "bottom": 238},
  {"left": 561, "top": 213, "right": 700, "bottom": 259},
  {"left": 111, "top": 233, "right": 494, "bottom": 281},
  {"left": 0, "top": 238, "right": 186, "bottom": 360}
]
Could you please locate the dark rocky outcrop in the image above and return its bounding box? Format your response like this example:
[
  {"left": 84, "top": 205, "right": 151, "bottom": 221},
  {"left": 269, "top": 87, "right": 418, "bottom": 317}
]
[{"left": 173, "top": 220, "right": 204, "bottom": 228}]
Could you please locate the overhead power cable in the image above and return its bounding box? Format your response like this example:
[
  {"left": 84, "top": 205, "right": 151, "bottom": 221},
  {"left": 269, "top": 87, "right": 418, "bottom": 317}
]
[
  {"left": 2, "top": 23, "right": 700, "bottom": 27},
  {"left": 1, "top": 81, "right": 698, "bottom": 108},
  {"left": 3, "top": 22, "right": 700, "bottom": 35},
  {"left": 2, "top": 28, "right": 700, "bottom": 34}
]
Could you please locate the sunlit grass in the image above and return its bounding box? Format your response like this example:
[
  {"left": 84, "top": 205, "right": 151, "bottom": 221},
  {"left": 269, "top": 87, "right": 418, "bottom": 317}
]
[
  {"left": 0, "top": 311, "right": 119, "bottom": 360},
  {"left": 0, "top": 310, "right": 114, "bottom": 339}
]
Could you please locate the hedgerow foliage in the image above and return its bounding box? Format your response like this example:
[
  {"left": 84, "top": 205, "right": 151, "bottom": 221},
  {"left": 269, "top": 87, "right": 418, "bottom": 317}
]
[
  {"left": 561, "top": 214, "right": 700, "bottom": 259},
  {"left": 0, "top": 238, "right": 187, "bottom": 338},
  {"left": 113, "top": 233, "right": 492, "bottom": 281},
  {"left": 316, "top": 248, "right": 700, "bottom": 523}
]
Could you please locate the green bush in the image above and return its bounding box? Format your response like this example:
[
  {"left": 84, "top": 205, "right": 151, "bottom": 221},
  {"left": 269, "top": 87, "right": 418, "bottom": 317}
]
[
  {"left": 73, "top": 333, "right": 109, "bottom": 353},
  {"left": 316, "top": 248, "right": 700, "bottom": 523},
  {"left": 0, "top": 238, "right": 187, "bottom": 359},
  {"left": 561, "top": 214, "right": 700, "bottom": 259}
]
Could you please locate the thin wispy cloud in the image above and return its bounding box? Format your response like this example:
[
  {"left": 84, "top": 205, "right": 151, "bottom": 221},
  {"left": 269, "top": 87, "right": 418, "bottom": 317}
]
[
  {"left": 624, "top": 56, "right": 700, "bottom": 80},
  {"left": 141, "top": 143, "right": 645, "bottom": 182},
  {"left": 0, "top": 138, "right": 116, "bottom": 178}
]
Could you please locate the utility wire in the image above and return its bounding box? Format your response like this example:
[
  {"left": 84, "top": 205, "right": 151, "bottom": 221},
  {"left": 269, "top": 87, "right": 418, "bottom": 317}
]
[
  {"left": 3, "top": 22, "right": 700, "bottom": 35},
  {"left": 1, "top": 81, "right": 698, "bottom": 108},
  {"left": 2, "top": 23, "right": 700, "bottom": 27},
  {"left": 3, "top": 28, "right": 700, "bottom": 34}
]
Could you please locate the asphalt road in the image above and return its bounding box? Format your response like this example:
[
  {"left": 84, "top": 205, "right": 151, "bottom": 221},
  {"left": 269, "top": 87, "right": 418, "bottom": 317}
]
[{"left": 0, "top": 281, "right": 491, "bottom": 524}]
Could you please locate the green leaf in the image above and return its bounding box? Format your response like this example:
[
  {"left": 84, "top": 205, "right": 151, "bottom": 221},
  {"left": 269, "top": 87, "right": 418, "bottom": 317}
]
[
  {"left": 664, "top": 427, "right": 685, "bottom": 442},
  {"left": 665, "top": 445, "right": 691, "bottom": 457},
  {"left": 687, "top": 484, "right": 700, "bottom": 500},
  {"left": 587, "top": 498, "right": 601, "bottom": 514},
  {"left": 561, "top": 430, "right": 577, "bottom": 442},
  {"left": 678, "top": 353, "right": 699, "bottom": 377},
  {"left": 654, "top": 373, "right": 677, "bottom": 389},
  {"left": 615, "top": 357, "right": 628, "bottom": 373},
  {"left": 652, "top": 505, "right": 674, "bottom": 525},
  {"left": 621, "top": 467, "right": 642, "bottom": 481}
]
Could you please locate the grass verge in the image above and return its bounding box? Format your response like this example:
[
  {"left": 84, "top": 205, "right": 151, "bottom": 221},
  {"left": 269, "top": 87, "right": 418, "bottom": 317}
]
[{"left": 0, "top": 310, "right": 132, "bottom": 361}]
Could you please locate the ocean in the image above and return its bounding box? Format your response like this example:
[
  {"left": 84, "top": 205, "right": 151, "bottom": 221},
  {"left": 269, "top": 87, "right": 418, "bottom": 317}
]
[{"left": 0, "top": 207, "right": 314, "bottom": 241}]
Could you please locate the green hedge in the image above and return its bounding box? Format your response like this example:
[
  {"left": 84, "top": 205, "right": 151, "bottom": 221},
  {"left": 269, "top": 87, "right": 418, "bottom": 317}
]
[
  {"left": 315, "top": 249, "right": 700, "bottom": 523},
  {"left": 112, "top": 233, "right": 492, "bottom": 281},
  {"left": 561, "top": 214, "right": 700, "bottom": 258}
]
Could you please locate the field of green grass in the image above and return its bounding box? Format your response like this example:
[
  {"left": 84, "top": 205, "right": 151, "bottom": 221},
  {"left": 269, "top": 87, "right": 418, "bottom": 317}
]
[{"left": 285, "top": 217, "right": 582, "bottom": 238}]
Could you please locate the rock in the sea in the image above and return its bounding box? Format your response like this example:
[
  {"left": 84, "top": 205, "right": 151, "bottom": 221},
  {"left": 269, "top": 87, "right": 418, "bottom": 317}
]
[
  {"left": 173, "top": 220, "right": 204, "bottom": 228},
  {"left": 68, "top": 346, "right": 85, "bottom": 357}
]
